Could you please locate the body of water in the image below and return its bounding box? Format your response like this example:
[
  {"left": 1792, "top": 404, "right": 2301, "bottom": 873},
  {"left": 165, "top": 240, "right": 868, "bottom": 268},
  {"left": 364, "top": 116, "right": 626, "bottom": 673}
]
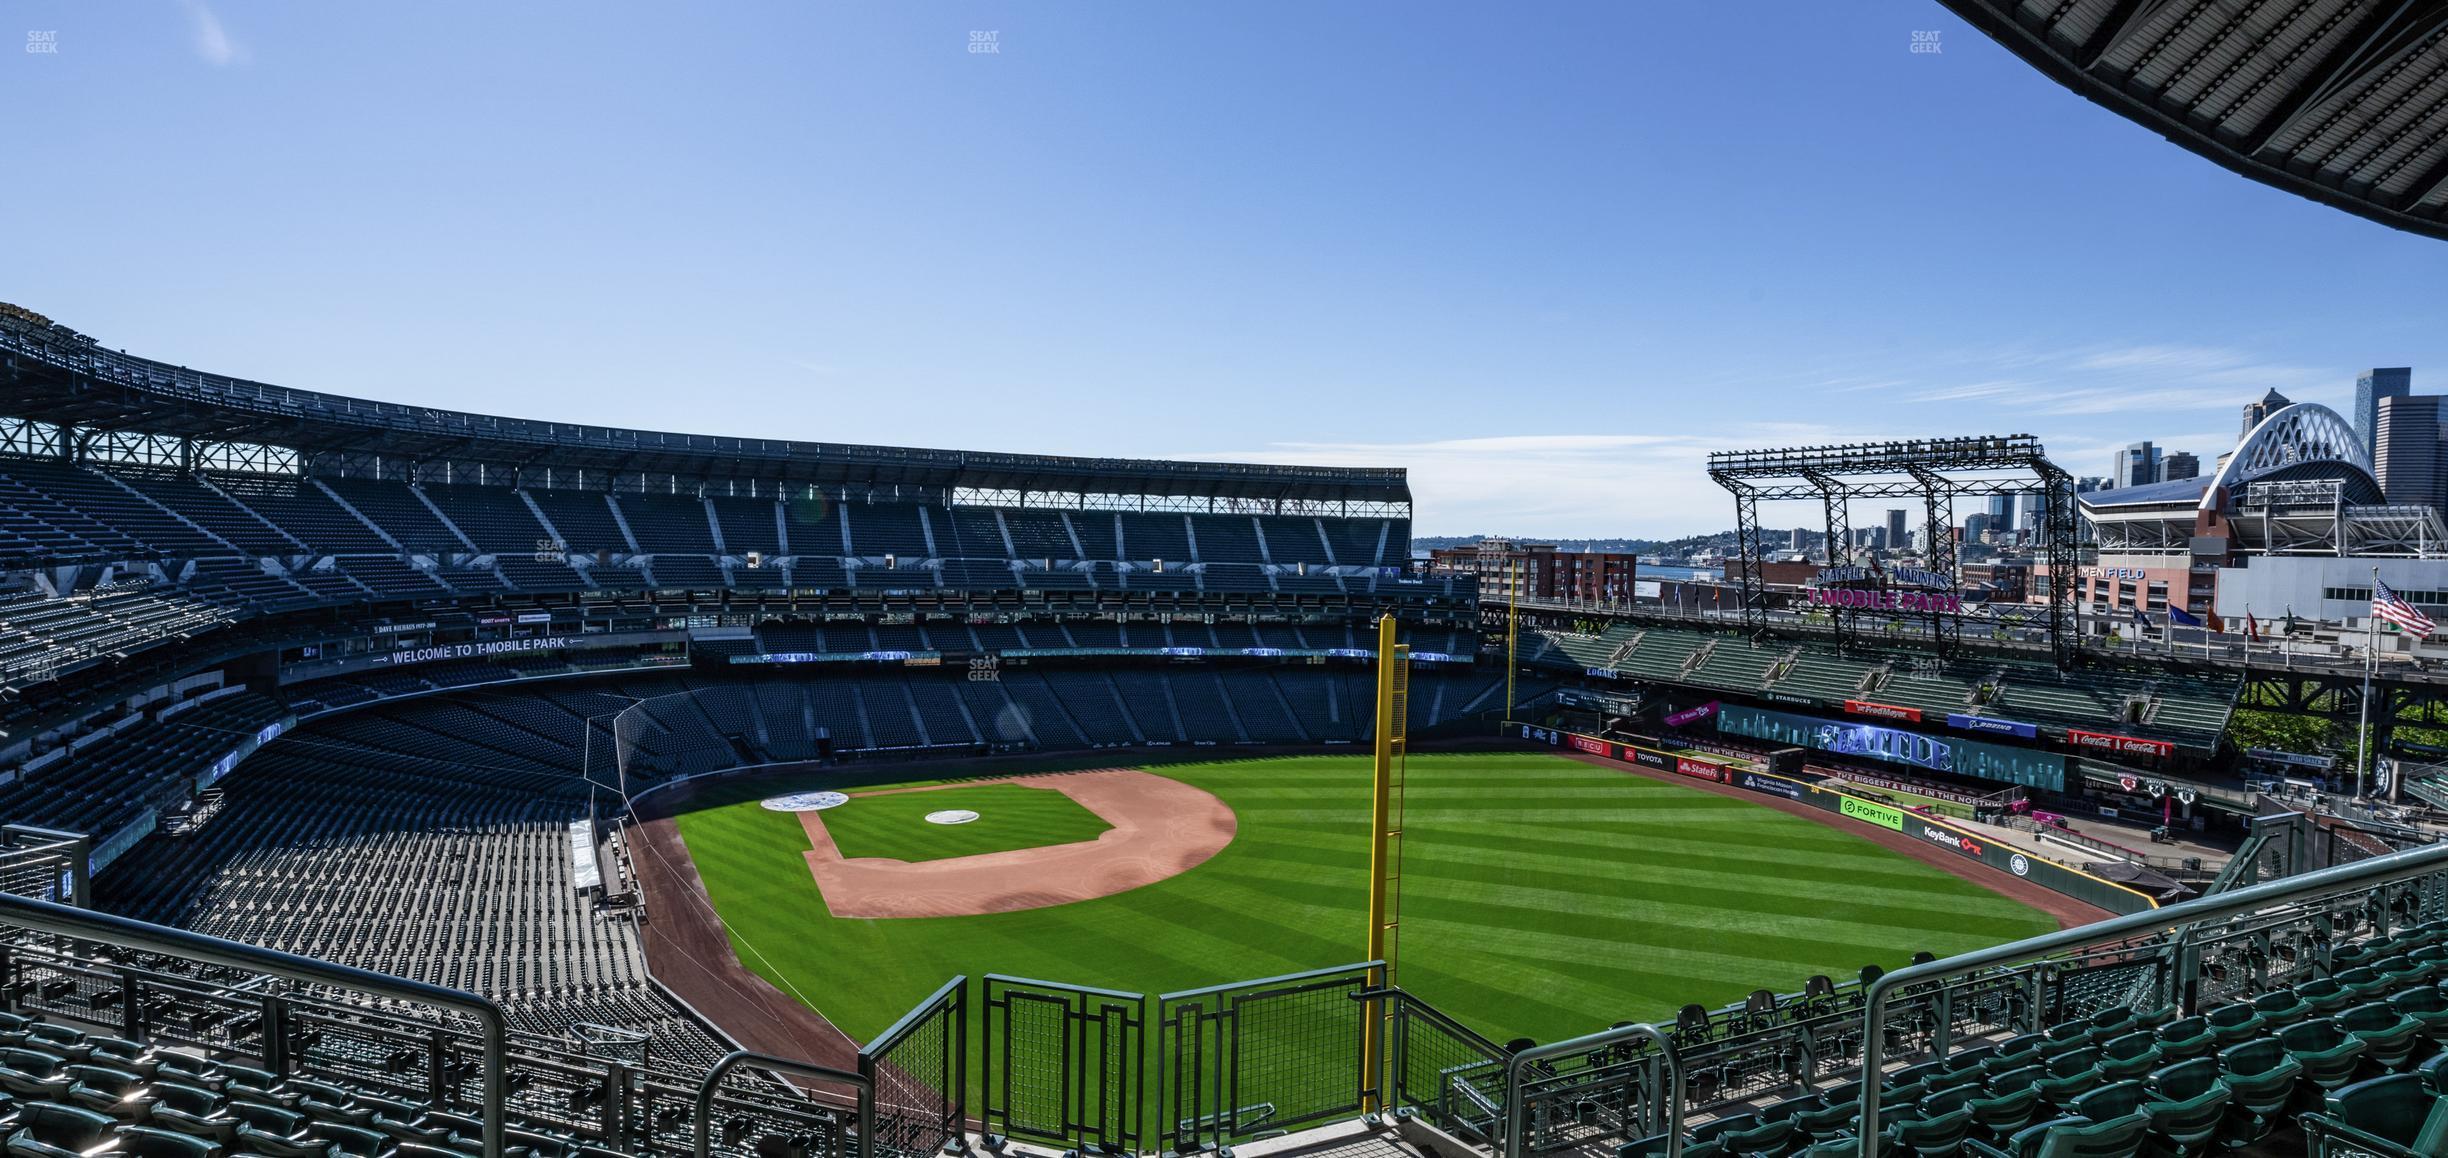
[{"left": 1643, "top": 564, "right": 1720, "bottom": 583}]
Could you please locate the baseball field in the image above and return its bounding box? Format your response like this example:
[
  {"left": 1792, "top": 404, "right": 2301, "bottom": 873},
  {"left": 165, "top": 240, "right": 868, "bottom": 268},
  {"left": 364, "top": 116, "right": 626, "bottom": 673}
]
[{"left": 670, "top": 751, "right": 2058, "bottom": 1046}]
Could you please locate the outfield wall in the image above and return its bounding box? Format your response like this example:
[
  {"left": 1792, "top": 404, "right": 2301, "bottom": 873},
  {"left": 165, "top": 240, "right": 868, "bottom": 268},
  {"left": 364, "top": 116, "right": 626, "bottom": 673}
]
[{"left": 1516, "top": 723, "right": 2160, "bottom": 916}]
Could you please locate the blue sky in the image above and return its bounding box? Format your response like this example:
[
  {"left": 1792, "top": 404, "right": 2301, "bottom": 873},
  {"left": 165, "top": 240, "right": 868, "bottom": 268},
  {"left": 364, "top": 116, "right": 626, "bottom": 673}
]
[{"left": 5, "top": 2, "right": 2443, "bottom": 537}]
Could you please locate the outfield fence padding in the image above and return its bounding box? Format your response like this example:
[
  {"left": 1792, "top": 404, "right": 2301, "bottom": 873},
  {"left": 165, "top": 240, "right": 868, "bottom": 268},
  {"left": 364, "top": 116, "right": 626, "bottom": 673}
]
[{"left": 1514, "top": 724, "right": 2162, "bottom": 915}]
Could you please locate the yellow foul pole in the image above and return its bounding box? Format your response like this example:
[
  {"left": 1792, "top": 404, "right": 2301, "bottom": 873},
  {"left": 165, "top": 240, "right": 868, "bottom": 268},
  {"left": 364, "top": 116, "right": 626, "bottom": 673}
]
[
  {"left": 1362, "top": 613, "right": 1409, "bottom": 1109},
  {"left": 1503, "top": 557, "right": 1519, "bottom": 733}
]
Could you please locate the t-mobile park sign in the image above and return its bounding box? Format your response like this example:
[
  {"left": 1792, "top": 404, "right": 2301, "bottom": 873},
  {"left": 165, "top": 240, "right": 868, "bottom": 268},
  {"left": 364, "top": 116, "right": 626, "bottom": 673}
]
[
  {"left": 1806, "top": 565, "right": 1962, "bottom": 613},
  {"left": 1808, "top": 588, "right": 1964, "bottom": 613}
]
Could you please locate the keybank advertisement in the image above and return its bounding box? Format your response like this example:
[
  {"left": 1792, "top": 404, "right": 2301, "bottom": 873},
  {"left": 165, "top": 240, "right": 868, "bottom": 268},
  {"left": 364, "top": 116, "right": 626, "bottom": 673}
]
[
  {"left": 1718, "top": 705, "right": 2065, "bottom": 792},
  {"left": 1839, "top": 796, "right": 1906, "bottom": 831}
]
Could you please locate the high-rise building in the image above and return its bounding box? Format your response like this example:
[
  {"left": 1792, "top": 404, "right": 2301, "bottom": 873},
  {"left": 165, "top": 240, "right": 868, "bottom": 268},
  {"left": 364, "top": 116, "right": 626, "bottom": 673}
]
[
  {"left": 1986, "top": 494, "right": 2013, "bottom": 526},
  {"left": 1789, "top": 527, "right": 1809, "bottom": 552},
  {"left": 2241, "top": 388, "right": 2291, "bottom": 438},
  {"left": 2113, "top": 442, "right": 2161, "bottom": 488},
  {"left": 1885, "top": 509, "right": 1908, "bottom": 550},
  {"left": 2375, "top": 394, "right": 2448, "bottom": 514},
  {"left": 2355, "top": 368, "right": 2413, "bottom": 463},
  {"left": 2162, "top": 451, "right": 2200, "bottom": 481}
]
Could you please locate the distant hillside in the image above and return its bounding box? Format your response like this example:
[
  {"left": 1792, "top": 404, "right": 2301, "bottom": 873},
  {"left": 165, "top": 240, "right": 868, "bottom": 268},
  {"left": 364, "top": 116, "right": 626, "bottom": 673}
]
[{"left": 1411, "top": 532, "right": 1739, "bottom": 555}]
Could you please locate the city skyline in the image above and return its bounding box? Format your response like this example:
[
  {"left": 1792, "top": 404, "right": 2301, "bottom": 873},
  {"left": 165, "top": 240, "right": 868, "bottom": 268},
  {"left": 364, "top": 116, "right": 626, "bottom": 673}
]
[{"left": 6, "top": 2, "right": 2443, "bottom": 536}]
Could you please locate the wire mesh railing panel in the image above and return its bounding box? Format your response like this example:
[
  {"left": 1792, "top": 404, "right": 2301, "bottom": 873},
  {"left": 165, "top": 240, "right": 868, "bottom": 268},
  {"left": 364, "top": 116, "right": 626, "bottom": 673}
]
[
  {"left": 1385, "top": 995, "right": 1505, "bottom": 1141},
  {"left": 859, "top": 977, "right": 965, "bottom": 1158},
  {"left": 2042, "top": 953, "right": 2167, "bottom": 1025},
  {"left": 1512, "top": 1040, "right": 1668, "bottom": 1153},
  {"left": 981, "top": 976, "right": 1144, "bottom": 1154},
  {"left": 1158, "top": 963, "right": 1381, "bottom": 1155}
]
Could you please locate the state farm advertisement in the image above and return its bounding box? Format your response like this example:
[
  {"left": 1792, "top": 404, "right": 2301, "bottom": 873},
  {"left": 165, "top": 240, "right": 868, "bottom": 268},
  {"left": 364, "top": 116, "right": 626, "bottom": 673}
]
[{"left": 1675, "top": 757, "right": 1726, "bottom": 783}]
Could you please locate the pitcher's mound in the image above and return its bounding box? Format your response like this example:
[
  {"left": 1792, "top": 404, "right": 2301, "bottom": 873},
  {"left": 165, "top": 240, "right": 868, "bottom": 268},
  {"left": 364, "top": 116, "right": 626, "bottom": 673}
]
[{"left": 795, "top": 769, "right": 1235, "bottom": 918}]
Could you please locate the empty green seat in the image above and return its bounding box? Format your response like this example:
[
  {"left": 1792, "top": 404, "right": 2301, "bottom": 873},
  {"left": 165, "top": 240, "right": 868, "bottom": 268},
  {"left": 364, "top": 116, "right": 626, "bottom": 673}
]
[
  {"left": 1795, "top": 1134, "right": 1890, "bottom": 1158},
  {"left": 2033, "top": 1047, "right": 2103, "bottom": 1098},
  {"left": 1708, "top": 1112, "right": 1794, "bottom": 1155},
  {"left": 2215, "top": 1037, "right": 2305, "bottom": 1144},
  {"left": 2085, "top": 1007, "right": 2137, "bottom": 1044},
  {"left": 1963, "top": 1066, "right": 2049, "bottom": 1140},
  {"left": 2249, "top": 989, "right": 2311, "bottom": 1028},
  {"left": 2204, "top": 1004, "right": 2263, "bottom": 1048},
  {"left": 2037, "top": 1025, "right": 2094, "bottom": 1062},
  {"left": 2340, "top": 966, "right": 2397, "bottom": 1004},
  {"left": 2145, "top": 1057, "right": 2240, "bottom": 1156},
  {"left": 1887, "top": 1090, "right": 1974, "bottom": 1157},
  {"left": 2094, "top": 1033, "right": 2161, "bottom": 1082},
  {"left": 2295, "top": 978, "right": 2353, "bottom": 1015},
  {"left": 2153, "top": 1016, "right": 2216, "bottom": 1063},
  {"left": 2280, "top": 1019, "right": 2371, "bottom": 1095},
  {"left": 2341, "top": 1001, "right": 2430, "bottom": 1070},
  {"left": 2382, "top": 954, "right": 2439, "bottom": 986},
  {"left": 2067, "top": 1079, "right": 2148, "bottom": 1125},
  {"left": 1936, "top": 1046, "right": 1997, "bottom": 1086},
  {"left": 1792, "top": 1082, "right": 1863, "bottom": 1140},
  {"left": 2392, "top": 987, "right": 2448, "bottom": 1044},
  {"left": 2301, "top": 1072, "right": 2448, "bottom": 1158},
  {"left": 2042, "top": 1020, "right": 2092, "bottom": 1044},
  {"left": 1984, "top": 1036, "right": 2045, "bottom": 1076},
  {"left": 1963, "top": 1111, "right": 2150, "bottom": 1158}
]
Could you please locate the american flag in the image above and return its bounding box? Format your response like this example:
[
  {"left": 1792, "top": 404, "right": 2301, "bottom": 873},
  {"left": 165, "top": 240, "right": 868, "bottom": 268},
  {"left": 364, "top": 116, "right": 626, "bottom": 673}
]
[{"left": 2373, "top": 578, "right": 2436, "bottom": 639}]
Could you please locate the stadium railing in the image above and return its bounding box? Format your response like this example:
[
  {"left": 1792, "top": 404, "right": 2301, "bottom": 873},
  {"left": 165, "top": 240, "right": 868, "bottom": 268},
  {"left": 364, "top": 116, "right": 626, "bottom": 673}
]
[
  {"left": 0, "top": 889, "right": 511, "bottom": 1158},
  {"left": 1853, "top": 839, "right": 2448, "bottom": 1149}
]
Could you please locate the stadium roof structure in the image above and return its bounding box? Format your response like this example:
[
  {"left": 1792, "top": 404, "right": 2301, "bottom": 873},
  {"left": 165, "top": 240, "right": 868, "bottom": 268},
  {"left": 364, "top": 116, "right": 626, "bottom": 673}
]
[
  {"left": 2078, "top": 401, "right": 2442, "bottom": 553},
  {"left": 1941, "top": 0, "right": 2448, "bottom": 241},
  {"left": 0, "top": 309, "right": 1407, "bottom": 507}
]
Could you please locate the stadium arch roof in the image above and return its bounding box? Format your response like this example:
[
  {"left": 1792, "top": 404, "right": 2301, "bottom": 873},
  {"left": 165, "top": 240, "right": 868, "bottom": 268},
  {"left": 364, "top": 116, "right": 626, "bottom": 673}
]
[
  {"left": 1940, "top": 0, "right": 2448, "bottom": 242},
  {"left": 0, "top": 310, "right": 1406, "bottom": 505},
  {"left": 2080, "top": 401, "right": 2380, "bottom": 513}
]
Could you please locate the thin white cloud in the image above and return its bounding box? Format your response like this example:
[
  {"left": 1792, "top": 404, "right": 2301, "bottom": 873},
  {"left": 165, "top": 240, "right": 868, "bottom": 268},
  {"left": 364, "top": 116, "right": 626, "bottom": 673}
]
[{"left": 179, "top": 0, "right": 247, "bottom": 67}]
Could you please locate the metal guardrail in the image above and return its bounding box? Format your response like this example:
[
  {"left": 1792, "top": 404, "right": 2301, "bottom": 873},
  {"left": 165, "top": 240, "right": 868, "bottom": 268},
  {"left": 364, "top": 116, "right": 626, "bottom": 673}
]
[
  {"left": 0, "top": 890, "right": 511, "bottom": 1158},
  {"left": 692, "top": 1052, "right": 872, "bottom": 1158},
  {"left": 1851, "top": 840, "right": 2448, "bottom": 1151},
  {"left": 1500, "top": 1023, "right": 1682, "bottom": 1158}
]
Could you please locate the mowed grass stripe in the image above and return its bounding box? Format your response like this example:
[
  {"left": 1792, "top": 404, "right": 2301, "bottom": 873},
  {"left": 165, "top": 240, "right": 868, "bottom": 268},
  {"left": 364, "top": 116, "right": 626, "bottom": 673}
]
[{"left": 672, "top": 753, "right": 2055, "bottom": 1045}]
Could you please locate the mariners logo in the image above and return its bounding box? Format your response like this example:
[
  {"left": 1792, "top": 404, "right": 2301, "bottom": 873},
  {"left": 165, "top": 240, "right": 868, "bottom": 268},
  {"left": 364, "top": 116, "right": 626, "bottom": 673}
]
[{"left": 2009, "top": 854, "right": 2031, "bottom": 877}]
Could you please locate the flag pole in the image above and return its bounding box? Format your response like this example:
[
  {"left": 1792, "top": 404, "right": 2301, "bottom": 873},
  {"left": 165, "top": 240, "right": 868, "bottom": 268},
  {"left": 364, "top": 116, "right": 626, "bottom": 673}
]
[{"left": 2359, "top": 566, "right": 2377, "bottom": 798}]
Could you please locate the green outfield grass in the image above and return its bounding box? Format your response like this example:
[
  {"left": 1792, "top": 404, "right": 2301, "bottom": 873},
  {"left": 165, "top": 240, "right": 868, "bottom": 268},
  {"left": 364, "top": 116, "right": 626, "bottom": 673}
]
[
  {"left": 673, "top": 753, "right": 2055, "bottom": 1046},
  {"left": 820, "top": 783, "right": 1112, "bottom": 862}
]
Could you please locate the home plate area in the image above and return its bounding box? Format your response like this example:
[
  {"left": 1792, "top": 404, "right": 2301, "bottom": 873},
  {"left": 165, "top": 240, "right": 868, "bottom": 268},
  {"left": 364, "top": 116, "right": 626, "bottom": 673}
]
[{"left": 789, "top": 769, "right": 1236, "bottom": 919}]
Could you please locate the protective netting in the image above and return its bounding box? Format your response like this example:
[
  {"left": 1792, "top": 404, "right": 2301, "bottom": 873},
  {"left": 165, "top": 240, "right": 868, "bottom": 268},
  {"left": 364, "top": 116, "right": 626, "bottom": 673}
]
[{"left": 601, "top": 688, "right": 829, "bottom": 791}]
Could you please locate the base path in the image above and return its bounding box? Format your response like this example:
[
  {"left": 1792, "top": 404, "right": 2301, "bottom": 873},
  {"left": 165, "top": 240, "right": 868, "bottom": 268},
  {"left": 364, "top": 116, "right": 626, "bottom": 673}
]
[
  {"left": 1560, "top": 751, "right": 2113, "bottom": 930},
  {"left": 800, "top": 770, "right": 1236, "bottom": 918}
]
